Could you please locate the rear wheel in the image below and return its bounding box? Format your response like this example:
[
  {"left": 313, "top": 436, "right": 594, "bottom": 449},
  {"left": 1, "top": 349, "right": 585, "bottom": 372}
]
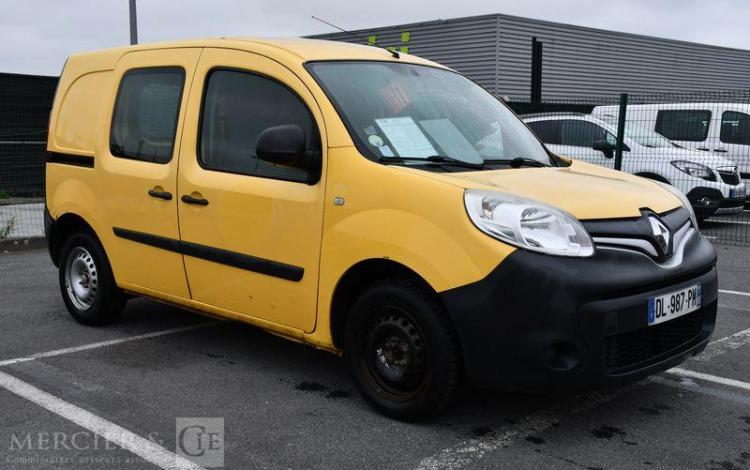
[
  {"left": 59, "top": 231, "right": 125, "bottom": 325},
  {"left": 344, "top": 280, "right": 461, "bottom": 420}
]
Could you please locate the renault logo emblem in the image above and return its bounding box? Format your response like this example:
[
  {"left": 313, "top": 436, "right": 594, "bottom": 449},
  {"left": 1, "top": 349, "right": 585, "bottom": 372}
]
[{"left": 648, "top": 215, "right": 671, "bottom": 256}]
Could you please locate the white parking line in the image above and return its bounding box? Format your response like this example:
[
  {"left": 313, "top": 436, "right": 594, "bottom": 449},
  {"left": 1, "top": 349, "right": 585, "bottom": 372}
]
[
  {"left": 415, "top": 383, "right": 644, "bottom": 470},
  {"left": 692, "top": 327, "right": 750, "bottom": 362},
  {"left": 0, "top": 322, "right": 220, "bottom": 367},
  {"left": 705, "top": 219, "right": 750, "bottom": 225},
  {"left": 416, "top": 322, "right": 750, "bottom": 470},
  {"left": 650, "top": 376, "right": 750, "bottom": 406},
  {"left": 719, "top": 304, "right": 750, "bottom": 313},
  {"left": 0, "top": 369, "right": 204, "bottom": 470},
  {"left": 719, "top": 289, "right": 750, "bottom": 297},
  {"left": 667, "top": 368, "right": 750, "bottom": 392}
]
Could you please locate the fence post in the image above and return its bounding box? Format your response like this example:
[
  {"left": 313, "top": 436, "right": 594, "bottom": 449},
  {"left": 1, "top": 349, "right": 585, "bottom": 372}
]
[
  {"left": 614, "top": 93, "right": 628, "bottom": 171},
  {"left": 530, "top": 38, "right": 543, "bottom": 106}
]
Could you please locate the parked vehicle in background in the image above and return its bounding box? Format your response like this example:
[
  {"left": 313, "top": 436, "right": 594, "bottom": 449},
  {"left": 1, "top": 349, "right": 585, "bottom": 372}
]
[
  {"left": 523, "top": 113, "right": 746, "bottom": 220},
  {"left": 592, "top": 103, "right": 750, "bottom": 185}
]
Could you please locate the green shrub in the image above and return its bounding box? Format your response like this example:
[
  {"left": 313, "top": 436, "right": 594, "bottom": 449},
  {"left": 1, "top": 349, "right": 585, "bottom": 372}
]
[{"left": 0, "top": 216, "right": 16, "bottom": 239}]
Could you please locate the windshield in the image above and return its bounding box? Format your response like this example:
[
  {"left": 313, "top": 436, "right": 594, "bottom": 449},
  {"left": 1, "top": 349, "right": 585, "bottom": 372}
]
[
  {"left": 306, "top": 61, "right": 552, "bottom": 168},
  {"left": 599, "top": 116, "right": 678, "bottom": 148},
  {"left": 625, "top": 122, "right": 679, "bottom": 148}
]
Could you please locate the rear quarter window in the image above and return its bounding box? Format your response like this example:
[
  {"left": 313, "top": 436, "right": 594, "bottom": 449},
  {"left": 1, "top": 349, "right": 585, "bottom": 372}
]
[
  {"left": 110, "top": 67, "right": 185, "bottom": 164},
  {"left": 720, "top": 111, "right": 750, "bottom": 145},
  {"left": 655, "top": 110, "right": 711, "bottom": 142}
]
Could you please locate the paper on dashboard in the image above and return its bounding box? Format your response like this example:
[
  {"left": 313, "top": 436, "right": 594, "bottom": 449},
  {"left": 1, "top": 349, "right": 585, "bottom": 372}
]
[{"left": 375, "top": 117, "right": 437, "bottom": 158}]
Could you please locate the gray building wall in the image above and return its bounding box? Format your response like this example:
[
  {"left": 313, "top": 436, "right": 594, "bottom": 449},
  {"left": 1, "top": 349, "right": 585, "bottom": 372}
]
[{"left": 311, "top": 13, "right": 750, "bottom": 101}]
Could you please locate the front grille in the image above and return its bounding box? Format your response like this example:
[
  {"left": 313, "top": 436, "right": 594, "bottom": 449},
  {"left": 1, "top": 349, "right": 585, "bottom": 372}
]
[
  {"left": 584, "top": 208, "right": 691, "bottom": 261},
  {"left": 604, "top": 310, "right": 705, "bottom": 373},
  {"left": 717, "top": 167, "right": 740, "bottom": 185}
]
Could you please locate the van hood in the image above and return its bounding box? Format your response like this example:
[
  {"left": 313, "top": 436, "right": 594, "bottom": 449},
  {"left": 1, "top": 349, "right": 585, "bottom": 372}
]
[
  {"left": 395, "top": 160, "right": 682, "bottom": 220},
  {"left": 630, "top": 146, "right": 736, "bottom": 168}
]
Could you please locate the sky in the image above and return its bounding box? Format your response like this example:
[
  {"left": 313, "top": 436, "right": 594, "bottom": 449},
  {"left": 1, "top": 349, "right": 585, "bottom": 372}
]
[{"left": 2, "top": 0, "right": 749, "bottom": 75}]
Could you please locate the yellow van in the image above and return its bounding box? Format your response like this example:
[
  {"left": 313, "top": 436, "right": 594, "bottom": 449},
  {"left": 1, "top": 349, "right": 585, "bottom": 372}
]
[{"left": 45, "top": 38, "right": 717, "bottom": 419}]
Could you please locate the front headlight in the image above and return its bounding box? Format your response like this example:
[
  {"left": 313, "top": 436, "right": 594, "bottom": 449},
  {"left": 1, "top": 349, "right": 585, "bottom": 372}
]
[
  {"left": 670, "top": 160, "right": 716, "bottom": 181},
  {"left": 653, "top": 181, "right": 699, "bottom": 228},
  {"left": 464, "top": 190, "right": 594, "bottom": 257}
]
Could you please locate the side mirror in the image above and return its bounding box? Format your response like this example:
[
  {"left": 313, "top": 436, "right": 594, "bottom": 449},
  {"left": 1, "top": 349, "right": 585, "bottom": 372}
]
[
  {"left": 592, "top": 140, "right": 615, "bottom": 159},
  {"left": 256, "top": 124, "right": 308, "bottom": 167}
]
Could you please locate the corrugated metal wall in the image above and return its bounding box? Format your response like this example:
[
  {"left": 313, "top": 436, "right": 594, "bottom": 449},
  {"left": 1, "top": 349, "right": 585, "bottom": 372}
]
[
  {"left": 498, "top": 14, "right": 750, "bottom": 99},
  {"left": 311, "top": 13, "right": 750, "bottom": 100},
  {"left": 312, "top": 14, "right": 501, "bottom": 95}
]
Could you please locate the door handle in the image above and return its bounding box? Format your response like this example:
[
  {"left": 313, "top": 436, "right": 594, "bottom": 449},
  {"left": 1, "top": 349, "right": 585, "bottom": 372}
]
[
  {"left": 181, "top": 194, "right": 209, "bottom": 206},
  {"left": 696, "top": 147, "right": 710, "bottom": 151},
  {"left": 714, "top": 148, "right": 729, "bottom": 153},
  {"left": 147, "top": 188, "right": 173, "bottom": 200}
]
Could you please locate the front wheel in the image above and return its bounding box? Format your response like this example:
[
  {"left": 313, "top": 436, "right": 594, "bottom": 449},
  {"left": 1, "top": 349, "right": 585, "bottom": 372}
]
[
  {"left": 59, "top": 231, "right": 125, "bottom": 326},
  {"left": 344, "top": 280, "right": 461, "bottom": 420}
]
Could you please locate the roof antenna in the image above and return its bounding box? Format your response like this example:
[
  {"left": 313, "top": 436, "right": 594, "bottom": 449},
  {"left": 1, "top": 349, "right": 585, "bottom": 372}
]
[{"left": 311, "top": 16, "right": 400, "bottom": 59}]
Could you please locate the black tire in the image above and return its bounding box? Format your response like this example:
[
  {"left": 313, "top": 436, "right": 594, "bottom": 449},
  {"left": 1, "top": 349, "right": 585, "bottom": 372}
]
[
  {"left": 58, "top": 231, "right": 125, "bottom": 326},
  {"left": 344, "top": 279, "right": 461, "bottom": 420}
]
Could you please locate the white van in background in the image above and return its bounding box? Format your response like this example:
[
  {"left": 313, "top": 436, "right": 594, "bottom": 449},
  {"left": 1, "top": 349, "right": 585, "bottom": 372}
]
[
  {"left": 522, "top": 113, "right": 746, "bottom": 220},
  {"left": 592, "top": 103, "right": 750, "bottom": 184}
]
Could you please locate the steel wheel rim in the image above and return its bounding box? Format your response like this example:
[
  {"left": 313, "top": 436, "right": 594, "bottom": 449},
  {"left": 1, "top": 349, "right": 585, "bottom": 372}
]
[
  {"left": 64, "top": 247, "right": 98, "bottom": 311},
  {"left": 362, "top": 307, "right": 429, "bottom": 401}
]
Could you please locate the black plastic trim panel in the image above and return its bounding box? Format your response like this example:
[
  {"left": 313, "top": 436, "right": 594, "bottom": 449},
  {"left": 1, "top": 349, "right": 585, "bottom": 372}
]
[{"left": 112, "top": 227, "right": 304, "bottom": 282}]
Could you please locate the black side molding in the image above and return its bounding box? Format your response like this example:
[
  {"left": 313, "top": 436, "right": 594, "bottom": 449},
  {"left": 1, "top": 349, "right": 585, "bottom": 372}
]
[
  {"left": 46, "top": 152, "right": 95, "bottom": 168},
  {"left": 112, "top": 227, "right": 304, "bottom": 282}
]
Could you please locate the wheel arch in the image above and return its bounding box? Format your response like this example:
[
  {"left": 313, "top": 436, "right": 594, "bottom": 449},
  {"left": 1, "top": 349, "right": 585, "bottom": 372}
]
[
  {"left": 47, "top": 211, "right": 101, "bottom": 267},
  {"left": 329, "top": 258, "right": 443, "bottom": 350}
]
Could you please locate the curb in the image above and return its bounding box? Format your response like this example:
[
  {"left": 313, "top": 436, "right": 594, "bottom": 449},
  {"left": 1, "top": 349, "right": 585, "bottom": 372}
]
[{"left": 0, "top": 237, "right": 46, "bottom": 253}]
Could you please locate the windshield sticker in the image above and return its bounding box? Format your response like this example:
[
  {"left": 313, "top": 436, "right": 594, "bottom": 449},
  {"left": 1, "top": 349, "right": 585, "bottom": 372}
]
[
  {"left": 368, "top": 134, "right": 385, "bottom": 147},
  {"left": 377, "top": 145, "right": 395, "bottom": 157},
  {"left": 375, "top": 117, "right": 437, "bottom": 158},
  {"left": 420, "top": 119, "right": 483, "bottom": 164}
]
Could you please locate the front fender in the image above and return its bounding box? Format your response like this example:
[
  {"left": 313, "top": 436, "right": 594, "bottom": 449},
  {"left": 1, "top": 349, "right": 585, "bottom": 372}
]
[
  {"left": 322, "top": 208, "right": 500, "bottom": 292},
  {"left": 309, "top": 148, "right": 514, "bottom": 346}
]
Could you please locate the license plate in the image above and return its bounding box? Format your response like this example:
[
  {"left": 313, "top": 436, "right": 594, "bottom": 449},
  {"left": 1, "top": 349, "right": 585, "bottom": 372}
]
[
  {"left": 648, "top": 284, "right": 702, "bottom": 326},
  {"left": 732, "top": 185, "right": 746, "bottom": 198}
]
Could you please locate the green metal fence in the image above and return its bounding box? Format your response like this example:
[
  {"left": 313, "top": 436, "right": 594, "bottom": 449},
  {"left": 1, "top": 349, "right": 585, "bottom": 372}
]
[{"left": 0, "top": 73, "right": 57, "bottom": 242}]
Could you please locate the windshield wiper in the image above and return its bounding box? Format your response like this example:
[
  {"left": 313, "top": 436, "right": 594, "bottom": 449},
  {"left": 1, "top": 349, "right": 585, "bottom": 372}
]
[
  {"left": 380, "top": 155, "right": 485, "bottom": 170},
  {"left": 483, "top": 157, "right": 549, "bottom": 168}
]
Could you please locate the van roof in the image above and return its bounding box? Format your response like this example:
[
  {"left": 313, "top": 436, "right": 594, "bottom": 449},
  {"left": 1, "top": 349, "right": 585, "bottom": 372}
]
[
  {"left": 593, "top": 102, "right": 750, "bottom": 110},
  {"left": 520, "top": 112, "right": 586, "bottom": 119},
  {"left": 66, "top": 37, "right": 444, "bottom": 70}
]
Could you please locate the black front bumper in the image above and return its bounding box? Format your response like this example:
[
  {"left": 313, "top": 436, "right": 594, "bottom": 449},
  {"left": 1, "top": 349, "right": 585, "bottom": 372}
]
[{"left": 440, "top": 232, "right": 717, "bottom": 391}]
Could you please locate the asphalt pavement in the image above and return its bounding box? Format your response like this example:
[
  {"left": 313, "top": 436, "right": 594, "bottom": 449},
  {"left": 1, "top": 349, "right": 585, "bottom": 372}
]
[{"left": 0, "top": 245, "right": 748, "bottom": 470}]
